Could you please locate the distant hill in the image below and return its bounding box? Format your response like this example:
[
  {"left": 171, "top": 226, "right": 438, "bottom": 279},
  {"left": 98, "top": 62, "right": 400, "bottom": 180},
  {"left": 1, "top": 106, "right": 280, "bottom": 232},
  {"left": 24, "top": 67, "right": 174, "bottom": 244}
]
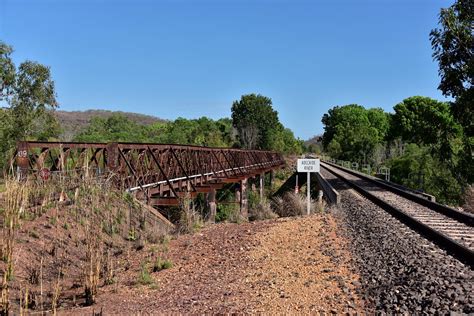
[
  {"left": 305, "top": 134, "right": 323, "bottom": 153},
  {"left": 304, "top": 134, "right": 323, "bottom": 146},
  {"left": 55, "top": 109, "right": 166, "bottom": 141}
]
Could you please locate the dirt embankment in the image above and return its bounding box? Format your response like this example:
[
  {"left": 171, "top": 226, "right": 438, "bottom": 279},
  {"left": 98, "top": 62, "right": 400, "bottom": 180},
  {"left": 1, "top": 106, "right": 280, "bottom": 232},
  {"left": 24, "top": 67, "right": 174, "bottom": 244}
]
[
  {"left": 1, "top": 184, "right": 170, "bottom": 314},
  {"left": 69, "top": 213, "right": 364, "bottom": 314}
]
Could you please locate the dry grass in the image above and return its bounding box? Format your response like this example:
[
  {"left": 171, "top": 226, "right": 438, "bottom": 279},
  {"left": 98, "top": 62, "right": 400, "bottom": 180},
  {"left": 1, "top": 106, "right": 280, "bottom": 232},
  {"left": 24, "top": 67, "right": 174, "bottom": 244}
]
[
  {"left": 176, "top": 194, "right": 203, "bottom": 234},
  {"left": 272, "top": 192, "right": 322, "bottom": 217},
  {"left": 249, "top": 198, "right": 278, "bottom": 221},
  {"left": 51, "top": 266, "right": 62, "bottom": 315},
  {"left": 1, "top": 179, "right": 28, "bottom": 314},
  {"left": 0, "top": 170, "right": 172, "bottom": 314},
  {"left": 462, "top": 185, "right": 473, "bottom": 214}
]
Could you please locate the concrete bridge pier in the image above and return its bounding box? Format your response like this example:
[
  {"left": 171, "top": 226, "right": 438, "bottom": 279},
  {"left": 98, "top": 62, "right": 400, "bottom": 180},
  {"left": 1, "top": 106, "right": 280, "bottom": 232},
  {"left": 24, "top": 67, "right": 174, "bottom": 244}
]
[
  {"left": 206, "top": 188, "right": 217, "bottom": 222},
  {"left": 259, "top": 172, "right": 265, "bottom": 200},
  {"left": 240, "top": 178, "right": 248, "bottom": 219}
]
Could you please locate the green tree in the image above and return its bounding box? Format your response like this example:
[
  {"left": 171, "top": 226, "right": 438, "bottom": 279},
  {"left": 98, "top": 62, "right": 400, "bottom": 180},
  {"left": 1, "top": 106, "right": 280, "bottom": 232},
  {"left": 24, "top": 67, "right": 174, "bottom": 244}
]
[
  {"left": 321, "top": 104, "right": 389, "bottom": 163},
  {"left": 74, "top": 114, "right": 149, "bottom": 142},
  {"left": 0, "top": 41, "right": 15, "bottom": 99},
  {"left": 388, "top": 144, "right": 462, "bottom": 205},
  {"left": 231, "top": 94, "right": 281, "bottom": 150},
  {"left": 154, "top": 117, "right": 233, "bottom": 147},
  {"left": 74, "top": 115, "right": 236, "bottom": 149},
  {"left": 430, "top": 0, "right": 473, "bottom": 184},
  {"left": 0, "top": 42, "right": 60, "bottom": 171},
  {"left": 390, "top": 96, "right": 463, "bottom": 164},
  {"left": 430, "top": 0, "right": 473, "bottom": 134},
  {"left": 10, "top": 61, "right": 59, "bottom": 140},
  {"left": 215, "top": 118, "right": 234, "bottom": 147},
  {"left": 267, "top": 127, "right": 304, "bottom": 155}
]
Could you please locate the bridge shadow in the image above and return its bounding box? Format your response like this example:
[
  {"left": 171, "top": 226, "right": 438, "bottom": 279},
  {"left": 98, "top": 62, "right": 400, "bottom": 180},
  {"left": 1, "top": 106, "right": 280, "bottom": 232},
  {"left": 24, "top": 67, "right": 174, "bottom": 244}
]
[
  {"left": 349, "top": 178, "right": 387, "bottom": 192},
  {"left": 272, "top": 172, "right": 321, "bottom": 199}
]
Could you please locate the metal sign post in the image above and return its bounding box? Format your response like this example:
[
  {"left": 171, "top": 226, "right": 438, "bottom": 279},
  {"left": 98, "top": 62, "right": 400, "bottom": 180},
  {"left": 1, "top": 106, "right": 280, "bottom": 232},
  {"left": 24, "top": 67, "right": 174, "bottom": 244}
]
[
  {"left": 297, "top": 159, "right": 320, "bottom": 215},
  {"left": 295, "top": 173, "right": 299, "bottom": 193},
  {"left": 307, "top": 172, "right": 310, "bottom": 214}
]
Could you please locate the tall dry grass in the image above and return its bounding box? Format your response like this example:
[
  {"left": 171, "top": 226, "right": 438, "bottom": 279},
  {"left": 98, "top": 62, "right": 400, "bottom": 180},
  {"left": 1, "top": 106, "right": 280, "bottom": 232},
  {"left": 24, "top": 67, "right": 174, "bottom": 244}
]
[
  {"left": 0, "top": 170, "right": 125, "bottom": 313},
  {"left": 1, "top": 179, "right": 28, "bottom": 315},
  {"left": 176, "top": 193, "right": 203, "bottom": 234},
  {"left": 73, "top": 176, "right": 113, "bottom": 306},
  {"left": 272, "top": 192, "right": 322, "bottom": 217},
  {"left": 249, "top": 198, "right": 278, "bottom": 221},
  {"left": 463, "top": 185, "right": 473, "bottom": 214}
]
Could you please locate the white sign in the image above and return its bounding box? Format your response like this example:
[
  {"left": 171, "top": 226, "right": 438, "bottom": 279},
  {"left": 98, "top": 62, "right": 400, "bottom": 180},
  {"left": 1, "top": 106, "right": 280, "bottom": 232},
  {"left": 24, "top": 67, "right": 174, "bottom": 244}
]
[
  {"left": 297, "top": 159, "right": 320, "bottom": 173},
  {"left": 297, "top": 158, "right": 320, "bottom": 215}
]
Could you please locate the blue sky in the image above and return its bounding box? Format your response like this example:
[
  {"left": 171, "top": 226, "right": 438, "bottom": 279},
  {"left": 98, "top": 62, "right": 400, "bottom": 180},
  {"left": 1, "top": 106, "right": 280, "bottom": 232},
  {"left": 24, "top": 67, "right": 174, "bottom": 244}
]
[{"left": 1, "top": 0, "right": 452, "bottom": 139}]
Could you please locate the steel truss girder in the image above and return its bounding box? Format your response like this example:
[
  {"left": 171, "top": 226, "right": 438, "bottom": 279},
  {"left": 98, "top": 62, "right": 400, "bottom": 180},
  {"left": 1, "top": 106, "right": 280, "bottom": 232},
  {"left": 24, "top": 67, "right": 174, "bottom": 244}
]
[{"left": 15, "top": 141, "right": 286, "bottom": 204}]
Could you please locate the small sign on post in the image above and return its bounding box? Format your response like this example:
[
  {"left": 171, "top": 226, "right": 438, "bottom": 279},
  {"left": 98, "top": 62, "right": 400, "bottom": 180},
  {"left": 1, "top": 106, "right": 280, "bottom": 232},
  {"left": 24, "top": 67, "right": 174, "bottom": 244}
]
[{"left": 297, "top": 159, "right": 320, "bottom": 215}]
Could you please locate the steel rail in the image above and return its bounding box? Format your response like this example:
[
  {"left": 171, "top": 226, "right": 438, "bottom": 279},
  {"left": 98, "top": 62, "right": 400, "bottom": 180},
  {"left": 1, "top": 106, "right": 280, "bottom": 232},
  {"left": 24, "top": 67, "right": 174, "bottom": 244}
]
[
  {"left": 321, "top": 162, "right": 474, "bottom": 268},
  {"left": 322, "top": 160, "right": 474, "bottom": 226}
]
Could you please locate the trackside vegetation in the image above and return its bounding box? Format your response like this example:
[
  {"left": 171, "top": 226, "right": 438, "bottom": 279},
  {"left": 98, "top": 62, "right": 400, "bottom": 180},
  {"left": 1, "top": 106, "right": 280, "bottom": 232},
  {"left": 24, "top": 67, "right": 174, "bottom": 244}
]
[
  {"left": 320, "top": 0, "right": 473, "bottom": 206},
  {"left": 320, "top": 98, "right": 465, "bottom": 205}
]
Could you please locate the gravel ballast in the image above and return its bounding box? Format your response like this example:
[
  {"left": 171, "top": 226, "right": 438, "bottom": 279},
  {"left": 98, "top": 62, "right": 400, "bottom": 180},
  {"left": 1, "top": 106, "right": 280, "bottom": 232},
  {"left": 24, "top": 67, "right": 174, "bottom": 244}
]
[{"left": 322, "top": 169, "right": 474, "bottom": 314}]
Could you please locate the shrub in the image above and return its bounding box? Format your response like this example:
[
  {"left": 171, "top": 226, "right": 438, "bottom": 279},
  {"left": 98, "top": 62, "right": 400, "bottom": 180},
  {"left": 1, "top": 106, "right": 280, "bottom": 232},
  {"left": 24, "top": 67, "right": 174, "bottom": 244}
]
[
  {"left": 272, "top": 192, "right": 318, "bottom": 217},
  {"left": 152, "top": 257, "right": 173, "bottom": 272},
  {"left": 138, "top": 263, "right": 153, "bottom": 285},
  {"left": 249, "top": 198, "right": 278, "bottom": 221},
  {"left": 462, "top": 185, "right": 473, "bottom": 214},
  {"left": 215, "top": 203, "right": 246, "bottom": 223},
  {"left": 176, "top": 196, "right": 203, "bottom": 234},
  {"left": 146, "top": 229, "right": 167, "bottom": 244}
]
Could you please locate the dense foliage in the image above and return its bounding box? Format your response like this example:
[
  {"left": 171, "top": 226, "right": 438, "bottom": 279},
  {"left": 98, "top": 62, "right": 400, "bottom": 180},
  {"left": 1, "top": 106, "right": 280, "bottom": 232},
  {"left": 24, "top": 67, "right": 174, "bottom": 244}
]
[
  {"left": 388, "top": 144, "right": 463, "bottom": 204},
  {"left": 74, "top": 93, "right": 304, "bottom": 154},
  {"left": 231, "top": 94, "right": 304, "bottom": 154},
  {"left": 320, "top": 0, "right": 473, "bottom": 205},
  {"left": 430, "top": 0, "right": 473, "bottom": 187},
  {"left": 321, "top": 105, "right": 389, "bottom": 164},
  {"left": 74, "top": 110, "right": 303, "bottom": 154},
  {"left": 231, "top": 94, "right": 279, "bottom": 150},
  {"left": 321, "top": 97, "right": 468, "bottom": 205},
  {"left": 74, "top": 115, "right": 235, "bottom": 148},
  {"left": 430, "top": 0, "right": 473, "bottom": 136}
]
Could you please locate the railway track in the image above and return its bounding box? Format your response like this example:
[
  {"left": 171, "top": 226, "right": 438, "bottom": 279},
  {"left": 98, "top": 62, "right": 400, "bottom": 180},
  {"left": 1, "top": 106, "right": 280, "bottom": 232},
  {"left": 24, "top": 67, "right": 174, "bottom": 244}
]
[{"left": 321, "top": 161, "right": 474, "bottom": 268}]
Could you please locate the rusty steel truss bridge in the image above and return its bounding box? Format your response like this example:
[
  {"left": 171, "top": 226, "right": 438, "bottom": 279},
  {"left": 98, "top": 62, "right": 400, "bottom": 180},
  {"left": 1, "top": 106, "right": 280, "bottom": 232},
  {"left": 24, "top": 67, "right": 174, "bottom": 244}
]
[{"left": 15, "top": 141, "right": 285, "bottom": 219}]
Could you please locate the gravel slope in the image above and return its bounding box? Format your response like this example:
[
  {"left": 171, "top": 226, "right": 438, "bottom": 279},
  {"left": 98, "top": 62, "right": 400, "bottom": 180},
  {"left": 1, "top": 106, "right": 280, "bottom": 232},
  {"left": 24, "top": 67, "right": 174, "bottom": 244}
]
[{"left": 68, "top": 215, "right": 364, "bottom": 314}]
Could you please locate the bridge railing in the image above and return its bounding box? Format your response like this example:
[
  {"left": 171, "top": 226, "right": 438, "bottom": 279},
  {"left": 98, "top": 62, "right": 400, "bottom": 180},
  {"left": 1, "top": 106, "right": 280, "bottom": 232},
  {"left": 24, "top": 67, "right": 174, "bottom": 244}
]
[
  {"left": 15, "top": 141, "right": 286, "bottom": 195},
  {"left": 320, "top": 155, "right": 390, "bottom": 181}
]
